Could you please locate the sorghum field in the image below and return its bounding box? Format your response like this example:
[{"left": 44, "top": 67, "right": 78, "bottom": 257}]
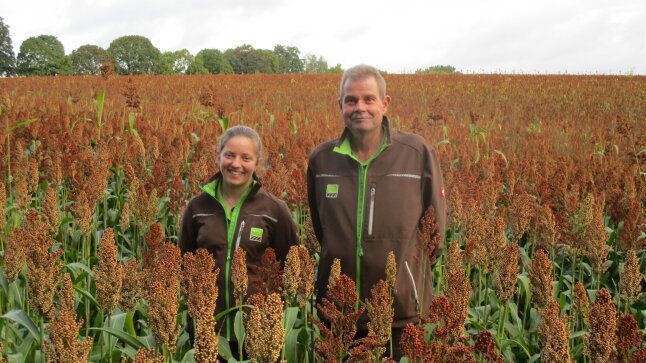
[{"left": 0, "top": 71, "right": 644, "bottom": 363}]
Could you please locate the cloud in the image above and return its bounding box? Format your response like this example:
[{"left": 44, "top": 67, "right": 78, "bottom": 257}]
[{"left": 2, "top": 0, "right": 645, "bottom": 73}]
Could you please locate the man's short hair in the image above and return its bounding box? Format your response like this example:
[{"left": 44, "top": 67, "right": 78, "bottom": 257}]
[{"left": 339, "top": 64, "right": 387, "bottom": 99}]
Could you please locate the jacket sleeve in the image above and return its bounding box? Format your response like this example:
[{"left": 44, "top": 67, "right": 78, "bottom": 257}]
[
  {"left": 179, "top": 200, "right": 197, "bottom": 254},
  {"left": 271, "top": 200, "right": 300, "bottom": 265},
  {"left": 306, "top": 155, "right": 324, "bottom": 244},
  {"left": 422, "top": 143, "right": 446, "bottom": 259}
]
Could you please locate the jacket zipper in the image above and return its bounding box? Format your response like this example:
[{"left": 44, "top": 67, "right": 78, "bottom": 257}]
[
  {"left": 404, "top": 260, "right": 419, "bottom": 313},
  {"left": 235, "top": 220, "right": 245, "bottom": 249},
  {"left": 368, "top": 184, "right": 375, "bottom": 236}
]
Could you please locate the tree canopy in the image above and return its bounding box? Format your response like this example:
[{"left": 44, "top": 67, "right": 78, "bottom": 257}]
[
  {"left": 273, "top": 45, "right": 303, "bottom": 73},
  {"left": 107, "top": 35, "right": 161, "bottom": 75},
  {"left": 191, "top": 48, "right": 232, "bottom": 74},
  {"left": 224, "top": 44, "right": 279, "bottom": 74},
  {"left": 4, "top": 28, "right": 472, "bottom": 76},
  {"left": 0, "top": 16, "right": 15, "bottom": 76},
  {"left": 415, "top": 65, "right": 459, "bottom": 74},
  {"left": 70, "top": 44, "right": 109, "bottom": 75},
  {"left": 160, "top": 49, "right": 194, "bottom": 74},
  {"left": 16, "top": 35, "right": 70, "bottom": 76}
]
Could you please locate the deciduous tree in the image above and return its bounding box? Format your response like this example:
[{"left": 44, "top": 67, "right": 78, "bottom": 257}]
[
  {"left": 224, "top": 44, "right": 278, "bottom": 74},
  {"left": 274, "top": 44, "right": 303, "bottom": 73},
  {"left": 70, "top": 44, "right": 108, "bottom": 75},
  {"left": 303, "top": 54, "right": 329, "bottom": 74},
  {"left": 107, "top": 35, "right": 161, "bottom": 75},
  {"left": 160, "top": 49, "right": 193, "bottom": 74},
  {"left": 16, "top": 35, "right": 71, "bottom": 76},
  {"left": 0, "top": 16, "right": 15, "bottom": 76},
  {"left": 191, "top": 48, "right": 232, "bottom": 74}
]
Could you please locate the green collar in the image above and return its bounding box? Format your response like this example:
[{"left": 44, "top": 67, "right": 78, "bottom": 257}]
[
  {"left": 201, "top": 177, "right": 257, "bottom": 219},
  {"left": 333, "top": 127, "right": 388, "bottom": 165}
]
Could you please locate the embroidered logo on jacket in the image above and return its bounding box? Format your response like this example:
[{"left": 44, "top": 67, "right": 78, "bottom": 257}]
[
  {"left": 326, "top": 184, "right": 339, "bottom": 198},
  {"left": 249, "top": 227, "right": 263, "bottom": 242}
]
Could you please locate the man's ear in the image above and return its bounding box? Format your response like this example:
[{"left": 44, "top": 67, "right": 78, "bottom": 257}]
[{"left": 382, "top": 95, "right": 392, "bottom": 112}]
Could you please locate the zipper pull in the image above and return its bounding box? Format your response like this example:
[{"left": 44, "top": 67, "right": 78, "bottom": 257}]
[
  {"left": 368, "top": 184, "right": 376, "bottom": 236},
  {"left": 235, "top": 220, "right": 245, "bottom": 249}
]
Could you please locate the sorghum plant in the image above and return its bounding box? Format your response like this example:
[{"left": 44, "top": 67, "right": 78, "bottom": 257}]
[
  {"left": 93, "top": 228, "right": 123, "bottom": 313},
  {"left": 585, "top": 288, "right": 617, "bottom": 363},
  {"left": 44, "top": 274, "right": 93, "bottom": 363},
  {"left": 244, "top": 292, "right": 285, "bottom": 363}
]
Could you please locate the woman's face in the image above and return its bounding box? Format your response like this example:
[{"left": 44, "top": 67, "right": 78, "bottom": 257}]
[{"left": 218, "top": 135, "right": 258, "bottom": 190}]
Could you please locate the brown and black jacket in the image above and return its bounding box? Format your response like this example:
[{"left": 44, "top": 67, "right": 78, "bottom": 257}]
[
  {"left": 179, "top": 173, "right": 299, "bottom": 340},
  {"left": 307, "top": 117, "right": 446, "bottom": 329}
]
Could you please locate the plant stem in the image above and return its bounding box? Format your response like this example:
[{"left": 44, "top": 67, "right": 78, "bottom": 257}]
[{"left": 419, "top": 255, "right": 428, "bottom": 320}]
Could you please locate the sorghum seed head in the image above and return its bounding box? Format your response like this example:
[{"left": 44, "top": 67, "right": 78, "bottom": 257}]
[
  {"left": 585, "top": 288, "right": 616, "bottom": 363},
  {"left": 385, "top": 251, "right": 397, "bottom": 291},
  {"left": 231, "top": 247, "right": 248, "bottom": 306},
  {"left": 529, "top": 249, "right": 553, "bottom": 308},
  {"left": 93, "top": 228, "right": 123, "bottom": 312}
]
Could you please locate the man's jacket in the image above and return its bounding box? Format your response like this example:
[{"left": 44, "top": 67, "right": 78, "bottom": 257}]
[{"left": 307, "top": 117, "right": 446, "bottom": 329}]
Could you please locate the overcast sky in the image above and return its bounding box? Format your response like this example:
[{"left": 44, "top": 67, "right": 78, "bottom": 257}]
[{"left": 2, "top": 0, "right": 645, "bottom": 74}]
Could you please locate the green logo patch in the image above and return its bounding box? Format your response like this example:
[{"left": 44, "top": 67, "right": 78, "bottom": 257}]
[
  {"left": 326, "top": 184, "right": 339, "bottom": 198},
  {"left": 249, "top": 227, "right": 263, "bottom": 242}
]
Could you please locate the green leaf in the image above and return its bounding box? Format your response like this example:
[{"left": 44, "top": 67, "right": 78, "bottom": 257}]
[
  {"left": 283, "top": 306, "right": 299, "bottom": 337},
  {"left": 8, "top": 118, "right": 39, "bottom": 133},
  {"left": 103, "top": 312, "right": 127, "bottom": 349},
  {"left": 180, "top": 349, "right": 195, "bottom": 363},
  {"left": 527, "top": 353, "right": 541, "bottom": 363},
  {"left": 124, "top": 311, "right": 137, "bottom": 336},
  {"left": 89, "top": 327, "right": 146, "bottom": 349},
  {"left": 218, "top": 116, "right": 229, "bottom": 132},
  {"left": 434, "top": 139, "right": 451, "bottom": 148},
  {"left": 501, "top": 337, "right": 532, "bottom": 359},
  {"left": 570, "top": 330, "right": 588, "bottom": 339},
  {"left": 215, "top": 305, "right": 252, "bottom": 322},
  {"left": 96, "top": 89, "right": 105, "bottom": 127},
  {"left": 218, "top": 337, "right": 233, "bottom": 360},
  {"left": 0, "top": 268, "right": 9, "bottom": 294},
  {"left": 7, "top": 353, "right": 26, "bottom": 363},
  {"left": 73, "top": 285, "right": 99, "bottom": 308},
  {"left": 233, "top": 309, "right": 246, "bottom": 347},
  {"left": 1, "top": 309, "right": 41, "bottom": 345},
  {"left": 284, "top": 328, "right": 300, "bottom": 363},
  {"left": 65, "top": 262, "right": 93, "bottom": 276},
  {"left": 128, "top": 111, "right": 139, "bottom": 138}
]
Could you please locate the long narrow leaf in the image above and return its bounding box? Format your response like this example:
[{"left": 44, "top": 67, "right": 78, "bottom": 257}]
[
  {"left": 88, "top": 327, "right": 146, "bottom": 350},
  {"left": 1, "top": 309, "right": 41, "bottom": 344},
  {"left": 73, "top": 285, "right": 99, "bottom": 307},
  {"left": 96, "top": 89, "right": 105, "bottom": 127},
  {"left": 8, "top": 118, "right": 39, "bottom": 133}
]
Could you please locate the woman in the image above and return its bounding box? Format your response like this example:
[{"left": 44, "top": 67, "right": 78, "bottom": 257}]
[{"left": 179, "top": 125, "right": 298, "bottom": 352}]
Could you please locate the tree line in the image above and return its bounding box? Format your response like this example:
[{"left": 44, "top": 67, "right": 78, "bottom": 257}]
[
  {"left": 0, "top": 17, "right": 342, "bottom": 76},
  {"left": 0, "top": 16, "right": 459, "bottom": 77}
]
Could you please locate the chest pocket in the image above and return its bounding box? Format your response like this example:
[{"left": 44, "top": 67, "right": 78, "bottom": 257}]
[
  {"left": 237, "top": 213, "right": 275, "bottom": 252},
  {"left": 365, "top": 173, "right": 423, "bottom": 240}
]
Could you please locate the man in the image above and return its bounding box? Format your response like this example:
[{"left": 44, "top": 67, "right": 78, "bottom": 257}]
[{"left": 307, "top": 64, "right": 446, "bottom": 358}]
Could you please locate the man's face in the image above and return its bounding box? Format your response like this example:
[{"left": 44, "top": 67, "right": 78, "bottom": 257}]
[{"left": 339, "top": 76, "right": 391, "bottom": 137}]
